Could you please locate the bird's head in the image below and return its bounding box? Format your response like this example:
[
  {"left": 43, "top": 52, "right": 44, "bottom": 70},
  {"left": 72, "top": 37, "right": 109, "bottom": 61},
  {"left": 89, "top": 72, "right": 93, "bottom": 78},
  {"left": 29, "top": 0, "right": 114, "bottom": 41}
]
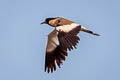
[{"left": 41, "top": 17, "right": 73, "bottom": 27}]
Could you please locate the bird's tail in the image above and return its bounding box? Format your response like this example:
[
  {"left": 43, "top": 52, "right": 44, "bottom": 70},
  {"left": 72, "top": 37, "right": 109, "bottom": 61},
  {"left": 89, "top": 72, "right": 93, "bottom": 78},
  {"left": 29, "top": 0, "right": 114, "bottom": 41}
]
[{"left": 80, "top": 26, "right": 100, "bottom": 36}]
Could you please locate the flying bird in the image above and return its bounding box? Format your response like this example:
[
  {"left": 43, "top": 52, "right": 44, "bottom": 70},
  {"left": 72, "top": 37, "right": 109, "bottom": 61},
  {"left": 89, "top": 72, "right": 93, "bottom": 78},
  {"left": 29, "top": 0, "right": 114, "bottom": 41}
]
[{"left": 41, "top": 17, "right": 100, "bottom": 73}]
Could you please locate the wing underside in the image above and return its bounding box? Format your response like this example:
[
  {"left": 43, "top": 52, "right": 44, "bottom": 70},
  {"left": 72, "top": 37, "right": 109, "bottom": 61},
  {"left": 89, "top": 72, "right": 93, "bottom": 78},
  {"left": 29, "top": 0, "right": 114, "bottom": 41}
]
[{"left": 45, "top": 25, "right": 81, "bottom": 73}]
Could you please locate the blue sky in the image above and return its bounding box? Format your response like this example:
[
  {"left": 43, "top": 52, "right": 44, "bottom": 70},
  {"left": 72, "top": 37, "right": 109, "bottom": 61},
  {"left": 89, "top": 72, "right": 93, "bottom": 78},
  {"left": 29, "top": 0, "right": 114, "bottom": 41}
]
[{"left": 0, "top": 0, "right": 120, "bottom": 80}]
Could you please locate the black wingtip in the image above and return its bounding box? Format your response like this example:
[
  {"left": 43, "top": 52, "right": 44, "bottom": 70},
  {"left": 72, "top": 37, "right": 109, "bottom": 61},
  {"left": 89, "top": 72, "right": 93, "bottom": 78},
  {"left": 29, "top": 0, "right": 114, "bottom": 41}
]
[
  {"left": 93, "top": 33, "right": 100, "bottom": 36},
  {"left": 85, "top": 30, "right": 100, "bottom": 36},
  {"left": 45, "top": 46, "right": 67, "bottom": 73}
]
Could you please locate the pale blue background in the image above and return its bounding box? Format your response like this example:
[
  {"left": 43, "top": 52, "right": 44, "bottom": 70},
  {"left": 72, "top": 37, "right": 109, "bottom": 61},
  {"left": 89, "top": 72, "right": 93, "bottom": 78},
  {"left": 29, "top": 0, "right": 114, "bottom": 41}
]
[{"left": 0, "top": 0, "right": 120, "bottom": 80}]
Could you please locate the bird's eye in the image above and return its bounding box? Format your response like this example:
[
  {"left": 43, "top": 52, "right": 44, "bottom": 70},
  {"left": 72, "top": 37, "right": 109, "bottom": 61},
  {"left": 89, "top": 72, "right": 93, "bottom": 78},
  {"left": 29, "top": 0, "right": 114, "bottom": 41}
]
[{"left": 57, "top": 20, "right": 61, "bottom": 23}]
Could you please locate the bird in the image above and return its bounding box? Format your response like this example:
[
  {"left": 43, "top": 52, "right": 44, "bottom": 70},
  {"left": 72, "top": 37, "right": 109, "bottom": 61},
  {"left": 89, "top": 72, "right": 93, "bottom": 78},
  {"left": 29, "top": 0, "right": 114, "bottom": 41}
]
[{"left": 41, "top": 17, "right": 100, "bottom": 73}]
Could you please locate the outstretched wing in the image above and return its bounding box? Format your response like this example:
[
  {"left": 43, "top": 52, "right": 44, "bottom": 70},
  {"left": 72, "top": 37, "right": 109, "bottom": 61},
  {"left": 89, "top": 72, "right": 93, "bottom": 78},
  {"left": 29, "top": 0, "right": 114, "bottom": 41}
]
[
  {"left": 45, "top": 30, "right": 67, "bottom": 73},
  {"left": 45, "top": 23, "right": 81, "bottom": 73},
  {"left": 57, "top": 25, "right": 81, "bottom": 51}
]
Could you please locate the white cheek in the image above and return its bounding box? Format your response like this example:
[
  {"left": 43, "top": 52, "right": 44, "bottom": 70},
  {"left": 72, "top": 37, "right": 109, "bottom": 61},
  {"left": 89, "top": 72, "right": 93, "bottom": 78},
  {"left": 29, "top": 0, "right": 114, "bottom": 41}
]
[{"left": 56, "top": 23, "right": 80, "bottom": 32}]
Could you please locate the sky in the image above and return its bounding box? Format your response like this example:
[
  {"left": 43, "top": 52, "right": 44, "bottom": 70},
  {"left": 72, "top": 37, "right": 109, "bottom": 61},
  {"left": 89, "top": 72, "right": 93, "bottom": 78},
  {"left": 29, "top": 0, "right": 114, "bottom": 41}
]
[{"left": 0, "top": 0, "right": 120, "bottom": 80}]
